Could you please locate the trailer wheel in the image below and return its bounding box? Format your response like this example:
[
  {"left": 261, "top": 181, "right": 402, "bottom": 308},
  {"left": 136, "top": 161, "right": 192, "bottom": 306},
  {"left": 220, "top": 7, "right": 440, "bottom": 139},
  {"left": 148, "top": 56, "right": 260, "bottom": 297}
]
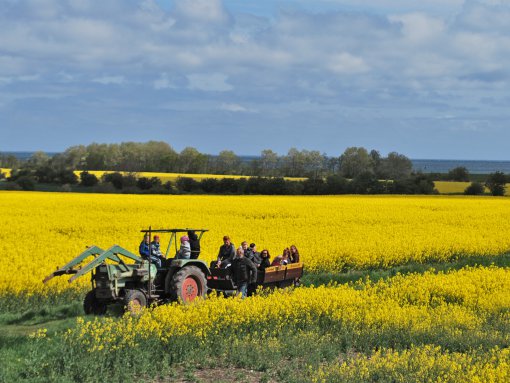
[
  {"left": 124, "top": 289, "right": 147, "bottom": 314},
  {"left": 171, "top": 266, "right": 207, "bottom": 303},
  {"left": 83, "top": 290, "right": 107, "bottom": 315}
]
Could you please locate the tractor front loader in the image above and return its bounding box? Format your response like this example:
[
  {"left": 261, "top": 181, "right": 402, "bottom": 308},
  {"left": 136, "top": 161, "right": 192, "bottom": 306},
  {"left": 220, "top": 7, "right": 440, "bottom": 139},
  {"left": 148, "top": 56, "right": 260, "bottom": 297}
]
[
  {"left": 43, "top": 228, "right": 211, "bottom": 314},
  {"left": 44, "top": 244, "right": 158, "bottom": 314}
]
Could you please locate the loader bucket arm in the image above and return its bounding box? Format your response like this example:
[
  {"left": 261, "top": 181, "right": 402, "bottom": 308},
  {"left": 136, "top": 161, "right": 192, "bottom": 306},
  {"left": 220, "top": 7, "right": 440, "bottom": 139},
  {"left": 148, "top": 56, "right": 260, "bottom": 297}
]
[
  {"left": 68, "top": 245, "right": 142, "bottom": 283},
  {"left": 43, "top": 245, "right": 104, "bottom": 284}
]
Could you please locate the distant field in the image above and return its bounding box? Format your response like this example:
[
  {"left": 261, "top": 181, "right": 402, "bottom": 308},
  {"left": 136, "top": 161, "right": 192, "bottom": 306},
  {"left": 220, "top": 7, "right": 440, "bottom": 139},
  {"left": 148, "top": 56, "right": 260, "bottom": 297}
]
[
  {"left": 78, "top": 170, "right": 305, "bottom": 182},
  {"left": 434, "top": 181, "right": 510, "bottom": 196},
  {"left": 3, "top": 168, "right": 510, "bottom": 195},
  {"left": 0, "top": 168, "right": 11, "bottom": 177},
  {"left": 0, "top": 168, "right": 304, "bottom": 182}
]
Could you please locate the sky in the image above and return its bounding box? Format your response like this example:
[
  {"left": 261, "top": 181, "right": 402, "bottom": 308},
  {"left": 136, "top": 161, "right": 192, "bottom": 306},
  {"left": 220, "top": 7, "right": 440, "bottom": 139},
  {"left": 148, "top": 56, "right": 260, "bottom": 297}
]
[{"left": 0, "top": 0, "right": 509, "bottom": 159}]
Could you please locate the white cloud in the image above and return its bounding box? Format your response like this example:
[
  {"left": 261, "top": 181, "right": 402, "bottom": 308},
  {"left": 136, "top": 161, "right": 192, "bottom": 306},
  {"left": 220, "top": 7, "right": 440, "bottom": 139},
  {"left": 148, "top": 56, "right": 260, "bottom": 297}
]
[
  {"left": 0, "top": 74, "right": 40, "bottom": 85},
  {"left": 220, "top": 103, "right": 256, "bottom": 113},
  {"left": 2, "top": 0, "right": 510, "bottom": 158},
  {"left": 328, "top": 52, "right": 370, "bottom": 74},
  {"left": 187, "top": 73, "right": 233, "bottom": 92},
  {"left": 92, "top": 76, "right": 126, "bottom": 85}
]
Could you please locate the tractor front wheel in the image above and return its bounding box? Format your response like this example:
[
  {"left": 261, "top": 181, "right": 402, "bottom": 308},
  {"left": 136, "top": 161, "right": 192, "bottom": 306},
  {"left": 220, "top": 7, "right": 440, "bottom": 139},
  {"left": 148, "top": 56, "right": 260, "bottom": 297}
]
[
  {"left": 124, "top": 289, "right": 147, "bottom": 314},
  {"left": 170, "top": 266, "right": 207, "bottom": 303},
  {"left": 83, "top": 290, "right": 107, "bottom": 315}
]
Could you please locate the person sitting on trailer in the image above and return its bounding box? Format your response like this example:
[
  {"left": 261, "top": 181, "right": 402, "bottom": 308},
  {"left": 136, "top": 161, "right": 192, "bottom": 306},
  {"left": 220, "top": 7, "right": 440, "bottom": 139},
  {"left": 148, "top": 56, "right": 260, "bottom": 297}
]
[
  {"left": 176, "top": 235, "right": 191, "bottom": 259},
  {"left": 259, "top": 249, "right": 271, "bottom": 269},
  {"left": 211, "top": 235, "right": 236, "bottom": 269},
  {"left": 248, "top": 243, "right": 262, "bottom": 267},
  {"left": 139, "top": 234, "right": 162, "bottom": 268},
  {"left": 241, "top": 241, "right": 252, "bottom": 259},
  {"left": 289, "top": 245, "right": 300, "bottom": 263},
  {"left": 281, "top": 248, "right": 291, "bottom": 265},
  {"left": 271, "top": 255, "right": 283, "bottom": 267},
  {"left": 231, "top": 247, "right": 257, "bottom": 298},
  {"left": 188, "top": 230, "right": 200, "bottom": 259}
]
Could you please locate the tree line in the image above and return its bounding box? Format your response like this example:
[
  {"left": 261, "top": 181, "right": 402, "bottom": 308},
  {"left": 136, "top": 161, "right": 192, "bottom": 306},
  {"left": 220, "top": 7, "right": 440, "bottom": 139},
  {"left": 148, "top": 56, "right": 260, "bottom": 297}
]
[
  {"left": 0, "top": 142, "right": 508, "bottom": 196},
  {"left": 1, "top": 142, "right": 416, "bottom": 179}
]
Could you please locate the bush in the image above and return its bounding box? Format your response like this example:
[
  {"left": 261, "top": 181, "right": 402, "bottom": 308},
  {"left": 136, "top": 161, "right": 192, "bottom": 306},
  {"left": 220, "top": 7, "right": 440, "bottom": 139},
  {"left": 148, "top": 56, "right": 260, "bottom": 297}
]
[
  {"left": 176, "top": 177, "right": 200, "bottom": 192},
  {"left": 80, "top": 171, "right": 99, "bottom": 187},
  {"left": 464, "top": 182, "right": 485, "bottom": 196},
  {"left": 350, "top": 171, "right": 383, "bottom": 194},
  {"left": 200, "top": 178, "right": 219, "bottom": 193},
  {"left": 390, "top": 173, "right": 436, "bottom": 195},
  {"left": 101, "top": 172, "right": 124, "bottom": 189},
  {"left": 137, "top": 177, "right": 153, "bottom": 190},
  {"left": 16, "top": 176, "right": 36, "bottom": 191},
  {"left": 60, "top": 184, "right": 72, "bottom": 192},
  {"left": 326, "top": 175, "right": 349, "bottom": 194},
  {"left": 485, "top": 172, "right": 507, "bottom": 196},
  {"left": 447, "top": 166, "right": 470, "bottom": 182}
]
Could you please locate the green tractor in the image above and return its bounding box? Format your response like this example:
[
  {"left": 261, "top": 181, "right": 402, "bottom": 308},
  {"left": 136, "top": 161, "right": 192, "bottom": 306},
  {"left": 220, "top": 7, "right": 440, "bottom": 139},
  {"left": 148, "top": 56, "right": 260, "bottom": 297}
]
[{"left": 43, "top": 228, "right": 211, "bottom": 314}]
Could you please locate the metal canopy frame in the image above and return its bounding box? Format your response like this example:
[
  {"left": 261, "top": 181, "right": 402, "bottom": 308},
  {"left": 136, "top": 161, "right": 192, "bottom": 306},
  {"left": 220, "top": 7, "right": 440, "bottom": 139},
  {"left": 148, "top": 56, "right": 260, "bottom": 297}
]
[{"left": 140, "top": 228, "right": 208, "bottom": 258}]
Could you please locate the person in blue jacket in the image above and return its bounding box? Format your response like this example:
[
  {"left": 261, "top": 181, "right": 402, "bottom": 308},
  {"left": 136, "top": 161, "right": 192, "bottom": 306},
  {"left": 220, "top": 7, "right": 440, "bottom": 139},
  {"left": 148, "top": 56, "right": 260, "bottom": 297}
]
[{"left": 139, "top": 234, "right": 162, "bottom": 268}]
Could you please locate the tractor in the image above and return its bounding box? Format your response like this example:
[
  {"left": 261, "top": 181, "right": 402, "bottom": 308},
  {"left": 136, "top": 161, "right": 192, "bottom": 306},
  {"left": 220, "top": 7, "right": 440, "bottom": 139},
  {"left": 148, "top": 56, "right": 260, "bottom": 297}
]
[{"left": 43, "top": 227, "right": 304, "bottom": 314}]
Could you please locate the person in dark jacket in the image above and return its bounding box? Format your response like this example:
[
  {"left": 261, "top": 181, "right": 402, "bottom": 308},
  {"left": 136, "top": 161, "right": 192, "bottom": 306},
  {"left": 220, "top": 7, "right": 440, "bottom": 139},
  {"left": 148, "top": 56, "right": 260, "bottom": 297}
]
[
  {"left": 139, "top": 234, "right": 162, "bottom": 268},
  {"left": 259, "top": 249, "right": 271, "bottom": 269},
  {"left": 188, "top": 230, "right": 200, "bottom": 259},
  {"left": 249, "top": 243, "right": 262, "bottom": 267},
  {"left": 231, "top": 247, "right": 257, "bottom": 298},
  {"left": 211, "top": 235, "right": 236, "bottom": 269}
]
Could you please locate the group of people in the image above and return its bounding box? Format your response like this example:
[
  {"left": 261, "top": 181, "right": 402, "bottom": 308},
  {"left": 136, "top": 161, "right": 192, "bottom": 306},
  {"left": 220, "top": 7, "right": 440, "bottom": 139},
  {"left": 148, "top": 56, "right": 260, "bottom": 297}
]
[
  {"left": 213, "top": 236, "right": 300, "bottom": 269},
  {"left": 138, "top": 232, "right": 300, "bottom": 299},
  {"left": 138, "top": 230, "right": 201, "bottom": 268},
  {"left": 213, "top": 235, "right": 301, "bottom": 297}
]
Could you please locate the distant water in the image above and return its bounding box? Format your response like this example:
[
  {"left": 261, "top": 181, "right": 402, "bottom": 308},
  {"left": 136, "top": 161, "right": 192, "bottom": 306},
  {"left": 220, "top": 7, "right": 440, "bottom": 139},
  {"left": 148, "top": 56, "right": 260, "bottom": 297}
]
[
  {"left": 412, "top": 159, "right": 510, "bottom": 174},
  {"left": 1, "top": 151, "right": 58, "bottom": 161},
  {"left": 3, "top": 152, "right": 510, "bottom": 174}
]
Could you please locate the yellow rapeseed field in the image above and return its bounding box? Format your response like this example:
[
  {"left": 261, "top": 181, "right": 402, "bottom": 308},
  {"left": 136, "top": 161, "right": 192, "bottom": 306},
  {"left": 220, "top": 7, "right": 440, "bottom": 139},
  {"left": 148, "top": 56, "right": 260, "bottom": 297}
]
[
  {"left": 69, "top": 266, "right": 510, "bottom": 357},
  {"left": 434, "top": 181, "right": 510, "bottom": 195},
  {"left": 2, "top": 191, "right": 510, "bottom": 299}
]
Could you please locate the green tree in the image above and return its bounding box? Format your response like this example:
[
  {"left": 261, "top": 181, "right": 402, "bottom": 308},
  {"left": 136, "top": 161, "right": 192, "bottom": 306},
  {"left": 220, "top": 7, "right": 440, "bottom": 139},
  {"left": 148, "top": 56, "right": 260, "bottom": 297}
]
[
  {"left": 379, "top": 152, "right": 413, "bottom": 180},
  {"left": 339, "top": 147, "right": 373, "bottom": 178},
  {"left": 178, "top": 147, "right": 209, "bottom": 174},
  {"left": 214, "top": 150, "right": 242, "bottom": 174},
  {"left": 283, "top": 148, "right": 307, "bottom": 177},
  {"left": 464, "top": 182, "right": 484, "bottom": 195},
  {"left": 259, "top": 149, "right": 280, "bottom": 177},
  {"left": 485, "top": 172, "right": 507, "bottom": 196},
  {"left": 447, "top": 166, "right": 470, "bottom": 182},
  {"left": 303, "top": 150, "right": 327, "bottom": 179}
]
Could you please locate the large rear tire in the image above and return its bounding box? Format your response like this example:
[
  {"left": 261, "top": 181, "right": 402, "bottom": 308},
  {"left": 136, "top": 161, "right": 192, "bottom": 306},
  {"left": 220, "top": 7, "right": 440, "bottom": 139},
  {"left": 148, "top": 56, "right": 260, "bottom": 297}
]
[
  {"left": 124, "top": 289, "right": 147, "bottom": 314},
  {"left": 170, "top": 266, "right": 207, "bottom": 303},
  {"left": 83, "top": 290, "right": 107, "bottom": 315}
]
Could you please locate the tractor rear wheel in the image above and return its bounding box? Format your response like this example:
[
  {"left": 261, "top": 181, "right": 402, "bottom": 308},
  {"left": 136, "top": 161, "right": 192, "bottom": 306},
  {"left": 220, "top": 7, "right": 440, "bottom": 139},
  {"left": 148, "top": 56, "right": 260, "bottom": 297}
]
[
  {"left": 124, "top": 289, "right": 147, "bottom": 314},
  {"left": 83, "top": 290, "right": 107, "bottom": 315},
  {"left": 170, "top": 266, "right": 207, "bottom": 303}
]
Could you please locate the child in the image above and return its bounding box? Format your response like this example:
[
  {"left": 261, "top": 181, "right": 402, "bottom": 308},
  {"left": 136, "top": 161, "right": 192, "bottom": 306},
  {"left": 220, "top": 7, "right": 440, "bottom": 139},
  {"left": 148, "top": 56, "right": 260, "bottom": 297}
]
[{"left": 176, "top": 235, "right": 191, "bottom": 259}]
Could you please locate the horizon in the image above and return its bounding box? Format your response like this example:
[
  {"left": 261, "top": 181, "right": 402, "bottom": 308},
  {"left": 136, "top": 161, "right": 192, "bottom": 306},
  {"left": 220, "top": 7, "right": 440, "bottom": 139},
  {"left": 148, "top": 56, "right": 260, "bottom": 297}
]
[
  {"left": 2, "top": 149, "right": 510, "bottom": 163},
  {"left": 1, "top": 1, "right": 510, "bottom": 159}
]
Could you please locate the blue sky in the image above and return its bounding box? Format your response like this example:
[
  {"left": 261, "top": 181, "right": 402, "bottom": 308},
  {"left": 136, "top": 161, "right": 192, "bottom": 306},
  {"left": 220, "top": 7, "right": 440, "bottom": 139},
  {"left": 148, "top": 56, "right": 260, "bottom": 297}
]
[{"left": 0, "top": 0, "right": 509, "bottom": 159}]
